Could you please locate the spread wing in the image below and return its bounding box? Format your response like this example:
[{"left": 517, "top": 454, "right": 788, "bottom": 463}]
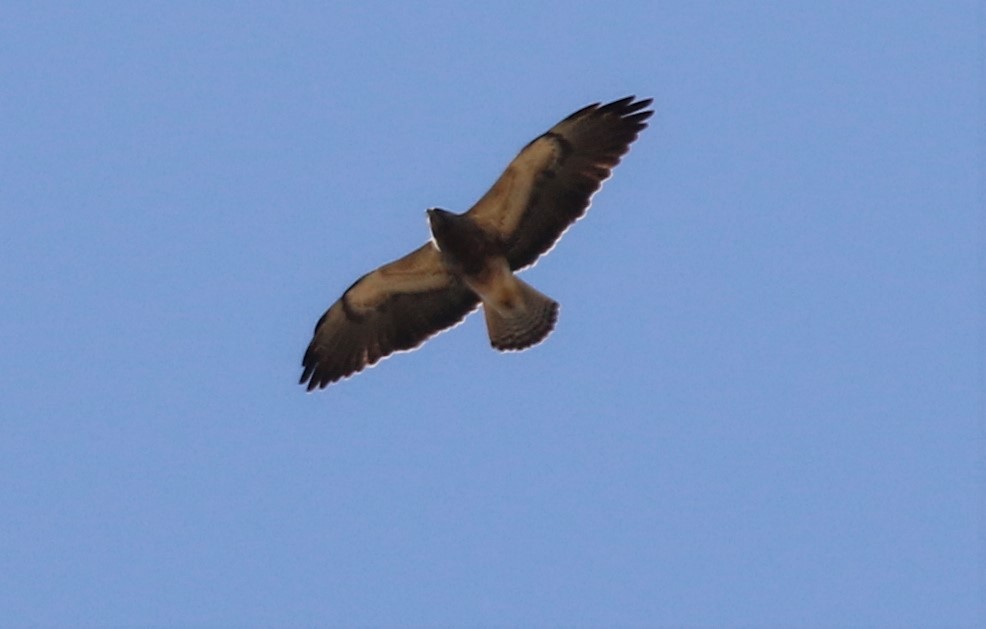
[
  {"left": 300, "top": 243, "right": 480, "bottom": 390},
  {"left": 467, "top": 96, "right": 652, "bottom": 270}
]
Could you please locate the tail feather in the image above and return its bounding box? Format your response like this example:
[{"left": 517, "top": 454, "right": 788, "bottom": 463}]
[{"left": 483, "top": 278, "right": 559, "bottom": 351}]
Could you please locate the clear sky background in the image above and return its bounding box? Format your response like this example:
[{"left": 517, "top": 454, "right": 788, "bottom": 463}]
[{"left": 1, "top": 2, "right": 981, "bottom": 626}]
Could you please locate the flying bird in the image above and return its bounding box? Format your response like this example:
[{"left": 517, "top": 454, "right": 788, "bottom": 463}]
[{"left": 300, "top": 96, "right": 652, "bottom": 390}]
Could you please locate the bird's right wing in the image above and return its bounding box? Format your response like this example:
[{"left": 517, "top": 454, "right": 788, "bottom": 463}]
[{"left": 300, "top": 243, "right": 480, "bottom": 390}]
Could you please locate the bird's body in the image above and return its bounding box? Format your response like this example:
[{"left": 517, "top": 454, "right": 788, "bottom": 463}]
[
  {"left": 300, "top": 96, "right": 652, "bottom": 390},
  {"left": 427, "top": 208, "right": 559, "bottom": 352},
  {"left": 426, "top": 209, "right": 500, "bottom": 278}
]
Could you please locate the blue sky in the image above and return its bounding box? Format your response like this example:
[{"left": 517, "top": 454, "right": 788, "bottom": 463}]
[{"left": 1, "top": 2, "right": 981, "bottom": 626}]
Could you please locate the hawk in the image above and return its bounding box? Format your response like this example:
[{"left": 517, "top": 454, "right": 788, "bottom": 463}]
[{"left": 300, "top": 96, "right": 652, "bottom": 390}]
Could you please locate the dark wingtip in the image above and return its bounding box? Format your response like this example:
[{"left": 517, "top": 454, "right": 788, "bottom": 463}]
[
  {"left": 563, "top": 96, "right": 654, "bottom": 124},
  {"left": 601, "top": 96, "right": 653, "bottom": 116},
  {"left": 299, "top": 365, "right": 317, "bottom": 390},
  {"left": 603, "top": 95, "right": 637, "bottom": 110}
]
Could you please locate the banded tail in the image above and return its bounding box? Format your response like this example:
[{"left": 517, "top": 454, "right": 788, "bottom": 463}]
[{"left": 483, "top": 277, "right": 559, "bottom": 351}]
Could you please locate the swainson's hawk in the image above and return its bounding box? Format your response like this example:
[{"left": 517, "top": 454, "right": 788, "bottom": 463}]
[{"left": 300, "top": 96, "right": 652, "bottom": 390}]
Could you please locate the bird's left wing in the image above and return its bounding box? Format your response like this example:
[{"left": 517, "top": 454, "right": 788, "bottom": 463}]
[
  {"left": 467, "top": 96, "right": 652, "bottom": 270},
  {"left": 300, "top": 243, "right": 480, "bottom": 390}
]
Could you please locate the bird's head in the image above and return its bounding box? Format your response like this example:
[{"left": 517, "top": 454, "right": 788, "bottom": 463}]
[
  {"left": 426, "top": 208, "right": 454, "bottom": 247},
  {"left": 426, "top": 207, "right": 451, "bottom": 226}
]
